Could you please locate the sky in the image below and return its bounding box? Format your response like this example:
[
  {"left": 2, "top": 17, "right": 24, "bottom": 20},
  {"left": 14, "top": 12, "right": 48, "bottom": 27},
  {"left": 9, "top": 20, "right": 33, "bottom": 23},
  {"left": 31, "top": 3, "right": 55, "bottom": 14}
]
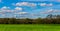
[{"left": 0, "top": 0, "right": 60, "bottom": 18}]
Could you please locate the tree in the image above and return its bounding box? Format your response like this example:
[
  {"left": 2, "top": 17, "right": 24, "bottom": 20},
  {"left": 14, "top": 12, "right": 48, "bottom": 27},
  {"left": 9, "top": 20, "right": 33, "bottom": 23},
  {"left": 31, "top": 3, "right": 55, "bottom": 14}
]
[{"left": 47, "top": 14, "right": 53, "bottom": 19}]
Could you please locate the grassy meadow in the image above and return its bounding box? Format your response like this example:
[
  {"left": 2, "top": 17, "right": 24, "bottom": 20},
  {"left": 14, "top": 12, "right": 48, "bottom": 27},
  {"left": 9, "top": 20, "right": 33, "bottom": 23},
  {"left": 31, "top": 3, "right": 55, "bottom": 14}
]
[{"left": 0, "top": 24, "right": 60, "bottom": 31}]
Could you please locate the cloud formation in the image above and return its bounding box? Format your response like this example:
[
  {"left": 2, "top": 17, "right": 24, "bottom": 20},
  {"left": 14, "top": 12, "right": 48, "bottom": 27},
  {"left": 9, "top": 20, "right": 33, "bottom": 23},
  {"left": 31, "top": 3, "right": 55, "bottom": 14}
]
[
  {"left": 40, "top": 9, "right": 60, "bottom": 14},
  {"left": 0, "top": 6, "right": 23, "bottom": 13},
  {"left": 14, "top": 2, "right": 37, "bottom": 7},
  {"left": 0, "top": 6, "right": 24, "bottom": 18},
  {"left": 15, "top": 7, "right": 23, "bottom": 11},
  {"left": 15, "top": 12, "right": 28, "bottom": 15},
  {"left": 40, "top": 3, "right": 53, "bottom": 6},
  {"left": 0, "top": 6, "right": 10, "bottom": 14},
  {"left": 1, "top": 6, "right": 10, "bottom": 10}
]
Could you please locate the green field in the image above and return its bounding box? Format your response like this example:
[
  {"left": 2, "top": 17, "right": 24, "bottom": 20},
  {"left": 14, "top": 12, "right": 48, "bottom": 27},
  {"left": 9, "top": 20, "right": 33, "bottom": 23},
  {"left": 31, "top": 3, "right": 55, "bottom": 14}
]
[{"left": 0, "top": 24, "right": 60, "bottom": 31}]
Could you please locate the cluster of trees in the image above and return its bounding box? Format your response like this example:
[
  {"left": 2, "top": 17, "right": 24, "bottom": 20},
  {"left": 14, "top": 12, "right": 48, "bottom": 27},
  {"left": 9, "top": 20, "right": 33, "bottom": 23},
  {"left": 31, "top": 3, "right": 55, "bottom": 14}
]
[{"left": 0, "top": 14, "right": 60, "bottom": 24}]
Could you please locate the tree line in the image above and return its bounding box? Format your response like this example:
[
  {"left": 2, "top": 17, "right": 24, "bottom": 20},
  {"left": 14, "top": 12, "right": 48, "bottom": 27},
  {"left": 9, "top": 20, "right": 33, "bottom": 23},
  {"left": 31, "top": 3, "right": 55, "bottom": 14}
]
[{"left": 0, "top": 14, "right": 60, "bottom": 24}]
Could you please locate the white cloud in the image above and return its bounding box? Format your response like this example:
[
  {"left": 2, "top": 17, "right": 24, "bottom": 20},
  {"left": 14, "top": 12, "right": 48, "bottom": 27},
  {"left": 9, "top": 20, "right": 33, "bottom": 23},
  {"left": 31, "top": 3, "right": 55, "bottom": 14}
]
[
  {"left": 31, "top": 14, "right": 40, "bottom": 16},
  {"left": 14, "top": 2, "right": 37, "bottom": 7},
  {"left": 13, "top": 2, "right": 53, "bottom": 7},
  {"left": 47, "top": 3, "right": 53, "bottom": 6},
  {"left": 0, "top": 6, "right": 22, "bottom": 13},
  {"left": 0, "top": 6, "right": 28, "bottom": 18},
  {"left": 5, "top": 10, "right": 13, "bottom": 13},
  {"left": 54, "top": 10, "right": 60, "bottom": 13},
  {"left": 0, "top": 6, "right": 13, "bottom": 13},
  {"left": 15, "top": 7, "right": 22, "bottom": 11},
  {"left": 47, "top": 9, "right": 60, "bottom": 13},
  {"left": 40, "top": 9, "right": 53, "bottom": 14},
  {"left": 16, "top": 2, "right": 28, "bottom": 6},
  {"left": 40, "top": 9, "right": 60, "bottom": 14},
  {"left": 47, "top": 9, "right": 53, "bottom": 13},
  {"left": 1, "top": 6, "right": 10, "bottom": 10},
  {"left": 13, "top": 7, "right": 23, "bottom": 13},
  {"left": 15, "top": 12, "right": 28, "bottom": 15},
  {"left": 40, "top": 3, "right": 53, "bottom": 6},
  {"left": 40, "top": 3, "right": 46, "bottom": 6},
  {"left": 49, "top": 9, "right": 59, "bottom": 13},
  {"left": 0, "top": 6, "right": 24, "bottom": 14}
]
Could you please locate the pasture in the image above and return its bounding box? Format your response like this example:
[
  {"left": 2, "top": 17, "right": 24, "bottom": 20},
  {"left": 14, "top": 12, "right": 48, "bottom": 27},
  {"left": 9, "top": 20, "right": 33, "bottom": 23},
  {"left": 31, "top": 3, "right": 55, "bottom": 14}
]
[{"left": 0, "top": 24, "right": 60, "bottom": 31}]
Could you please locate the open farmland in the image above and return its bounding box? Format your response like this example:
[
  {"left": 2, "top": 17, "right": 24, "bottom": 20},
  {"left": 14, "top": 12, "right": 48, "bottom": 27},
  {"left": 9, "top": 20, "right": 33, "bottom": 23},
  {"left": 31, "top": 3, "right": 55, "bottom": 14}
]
[{"left": 0, "top": 24, "right": 60, "bottom": 31}]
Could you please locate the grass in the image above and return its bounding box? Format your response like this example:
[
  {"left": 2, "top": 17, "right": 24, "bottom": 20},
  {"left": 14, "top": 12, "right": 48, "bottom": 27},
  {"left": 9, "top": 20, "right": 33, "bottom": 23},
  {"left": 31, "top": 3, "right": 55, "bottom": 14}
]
[{"left": 0, "top": 24, "right": 60, "bottom": 31}]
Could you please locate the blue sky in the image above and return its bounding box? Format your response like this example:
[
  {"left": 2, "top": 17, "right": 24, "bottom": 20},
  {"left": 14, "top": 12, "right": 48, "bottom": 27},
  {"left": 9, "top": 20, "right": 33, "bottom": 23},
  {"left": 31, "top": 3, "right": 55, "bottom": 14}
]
[{"left": 0, "top": 0, "right": 60, "bottom": 18}]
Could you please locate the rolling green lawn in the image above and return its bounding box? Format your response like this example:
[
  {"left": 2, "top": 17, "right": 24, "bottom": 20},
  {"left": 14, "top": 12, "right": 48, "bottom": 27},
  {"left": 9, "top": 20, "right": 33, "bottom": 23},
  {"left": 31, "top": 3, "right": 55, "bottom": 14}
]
[{"left": 0, "top": 24, "right": 60, "bottom": 31}]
